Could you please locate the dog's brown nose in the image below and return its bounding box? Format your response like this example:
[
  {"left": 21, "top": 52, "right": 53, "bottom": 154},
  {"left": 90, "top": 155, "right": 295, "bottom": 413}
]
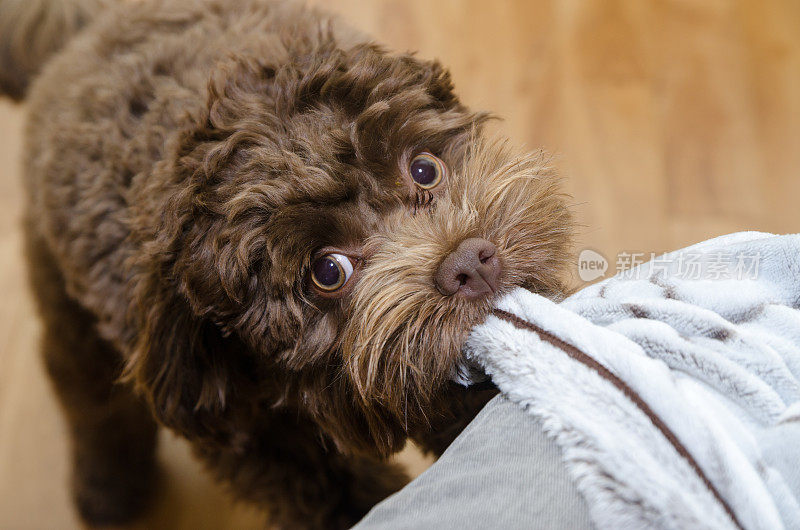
[{"left": 435, "top": 238, "right": 501, "bottom": 299}]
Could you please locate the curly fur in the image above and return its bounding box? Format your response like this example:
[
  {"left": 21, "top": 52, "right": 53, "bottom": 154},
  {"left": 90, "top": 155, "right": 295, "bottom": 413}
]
[{"left": 5, "top": 0, "right": 573, "bottom": 527}]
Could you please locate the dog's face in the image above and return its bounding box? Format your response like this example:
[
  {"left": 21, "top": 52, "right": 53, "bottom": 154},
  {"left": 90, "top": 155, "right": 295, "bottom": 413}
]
[{"left": 129, "top": 42, "right": 572, "bottom": 455}]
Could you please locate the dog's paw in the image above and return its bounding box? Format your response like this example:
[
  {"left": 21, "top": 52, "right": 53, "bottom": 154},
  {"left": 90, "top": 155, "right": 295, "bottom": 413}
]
[{"left": 72, "top": 460, "right": 159, "bottom": 526}]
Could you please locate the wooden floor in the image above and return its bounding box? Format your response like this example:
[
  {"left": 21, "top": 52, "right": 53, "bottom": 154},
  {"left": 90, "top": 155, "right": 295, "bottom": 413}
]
[{"left": 1, "top": 0, "right": 799, "bottom": 528}]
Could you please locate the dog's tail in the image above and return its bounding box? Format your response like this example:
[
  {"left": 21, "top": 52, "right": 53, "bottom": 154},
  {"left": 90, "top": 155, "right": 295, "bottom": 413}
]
[{"left": 0, "top": 0, "right": 108, "bottom": 100}]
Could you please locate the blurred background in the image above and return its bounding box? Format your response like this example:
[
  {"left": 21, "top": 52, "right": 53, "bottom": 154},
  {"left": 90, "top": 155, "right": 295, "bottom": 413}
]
[{"left": 0, "top": 0, "right": 798, "bottom": 527}]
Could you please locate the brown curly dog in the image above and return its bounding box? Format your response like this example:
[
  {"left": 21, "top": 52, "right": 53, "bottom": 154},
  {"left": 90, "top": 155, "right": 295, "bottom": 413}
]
[{"left": 0, "top": 0, "right": 573, "bottom": 527}]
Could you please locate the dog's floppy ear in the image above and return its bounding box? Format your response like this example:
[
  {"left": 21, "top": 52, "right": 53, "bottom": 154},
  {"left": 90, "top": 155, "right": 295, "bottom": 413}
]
[
  {"left": 125, "top": 188, "right": 262, "bottom": 438},
  {"left": 125, "top": 281, "right": 240, "bottom": 438},
  {"left": 123, "top": 85, "right": 263, "bottom": 438}
]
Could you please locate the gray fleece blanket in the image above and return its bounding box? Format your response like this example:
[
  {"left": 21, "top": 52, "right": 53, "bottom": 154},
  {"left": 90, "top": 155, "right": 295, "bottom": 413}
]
[{"left": 460, "top": 232, "right": 800, "bottom": 529}]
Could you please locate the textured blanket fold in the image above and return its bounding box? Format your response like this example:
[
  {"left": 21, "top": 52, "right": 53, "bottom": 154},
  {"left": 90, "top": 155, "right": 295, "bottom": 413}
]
[{"left": 463, "top": 232, "right": 800, "bottom": 530}]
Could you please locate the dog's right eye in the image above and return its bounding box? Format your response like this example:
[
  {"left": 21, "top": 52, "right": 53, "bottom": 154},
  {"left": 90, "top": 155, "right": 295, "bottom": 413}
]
[
  {"left": 311, "top": 253, "right": 354, "bottom": 292},
  {"left": 409, "top": 152, "right": 446, "bottom": 189}
]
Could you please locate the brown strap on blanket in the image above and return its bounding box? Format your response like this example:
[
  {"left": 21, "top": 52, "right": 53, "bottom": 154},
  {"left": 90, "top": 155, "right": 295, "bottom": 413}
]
[{"left": 492, "top": 308, "right": 745, "bottom": 530}]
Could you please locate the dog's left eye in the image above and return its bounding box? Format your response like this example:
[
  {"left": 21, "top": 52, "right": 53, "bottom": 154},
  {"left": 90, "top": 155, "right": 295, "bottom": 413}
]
[
  {"left": 311, "top": 253, "right": 354, "bottom": 292},
  {"left": 409, "top": 152, "right": 446, "bottom": 189}
]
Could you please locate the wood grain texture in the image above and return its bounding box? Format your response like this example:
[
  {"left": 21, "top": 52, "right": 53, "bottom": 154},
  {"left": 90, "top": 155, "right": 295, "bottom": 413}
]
[{"left": 0, "top": 0, "right": 797, "bottom": 528}]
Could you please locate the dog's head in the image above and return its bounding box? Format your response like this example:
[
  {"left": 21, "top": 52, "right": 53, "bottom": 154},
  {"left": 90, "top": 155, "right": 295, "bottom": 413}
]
[{"left": 127, "top": 39, "right": 572, "bottom": 455}]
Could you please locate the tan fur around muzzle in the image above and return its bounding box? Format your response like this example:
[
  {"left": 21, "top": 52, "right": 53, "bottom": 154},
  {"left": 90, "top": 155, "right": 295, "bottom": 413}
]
[{"left": 341, "top": 139, "right": 573, "bottom": 421}]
